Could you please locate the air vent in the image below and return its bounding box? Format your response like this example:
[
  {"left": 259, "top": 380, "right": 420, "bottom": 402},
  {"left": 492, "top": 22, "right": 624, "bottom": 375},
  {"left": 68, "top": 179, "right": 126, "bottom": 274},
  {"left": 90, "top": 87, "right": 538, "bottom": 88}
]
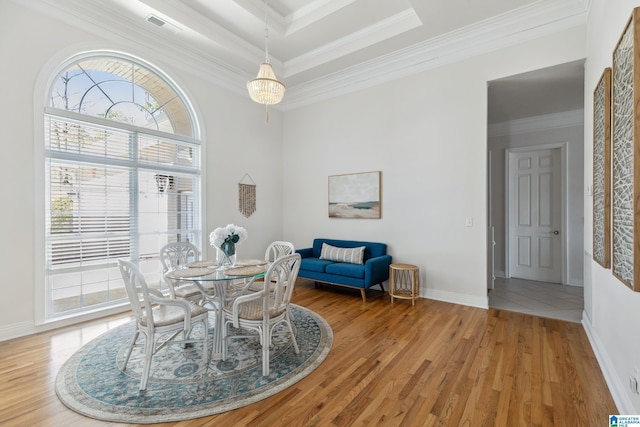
[
  {"left": 145, "top": 14, "right": 181, "bottom": 34},
  {"left": 146, "top": 14, "right": 166, "bottom": 27}
]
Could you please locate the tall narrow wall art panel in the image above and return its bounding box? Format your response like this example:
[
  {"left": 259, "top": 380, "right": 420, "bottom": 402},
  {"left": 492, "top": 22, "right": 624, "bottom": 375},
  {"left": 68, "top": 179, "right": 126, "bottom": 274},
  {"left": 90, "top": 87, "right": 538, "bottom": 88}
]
[
  {"left": 612, "top": 8, "right": 640, "bottom": 291},
  {"left": 239, "top": 183, "right": 256, "bottom": 218},
  {"left": 593, "top": 68, "right": 611, "bottom": 268},
  {"left": 238, "top": 174, "right": 256, "bottom": 218}
]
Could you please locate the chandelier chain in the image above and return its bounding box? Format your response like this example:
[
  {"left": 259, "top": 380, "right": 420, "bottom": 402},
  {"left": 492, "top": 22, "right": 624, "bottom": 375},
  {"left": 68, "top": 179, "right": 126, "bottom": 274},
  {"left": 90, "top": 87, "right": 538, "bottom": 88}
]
[
  {"left": 264, "top": 0, "right": 269, "bottom": 62},
  {"left": 246, "top": 0, "right": 285, "bottom": 119}
]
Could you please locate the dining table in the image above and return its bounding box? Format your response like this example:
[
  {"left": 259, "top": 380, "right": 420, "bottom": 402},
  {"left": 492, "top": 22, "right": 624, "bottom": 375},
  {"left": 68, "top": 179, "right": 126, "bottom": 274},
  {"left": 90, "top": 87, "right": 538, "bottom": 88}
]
[{"left": 165, "top": 259, "right": 268, "bottom": 359}]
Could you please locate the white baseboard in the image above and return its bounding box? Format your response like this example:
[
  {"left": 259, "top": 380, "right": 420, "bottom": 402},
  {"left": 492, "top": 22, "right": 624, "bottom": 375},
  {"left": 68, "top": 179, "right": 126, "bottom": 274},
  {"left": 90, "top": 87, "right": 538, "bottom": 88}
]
[
  {"left": 567, "top": 278, "right": 584, "bottom": 287},
  {"left": 422, "top": 288, "right": 488, "bottom": 309},
  {"left": 0, "top": 320, "right": 37, "bottom": 342},
  {"left": 0, "top": 305, "right": 130, "bottom": 342},
  {"left": 582, "top": 312, "right": 634, "bottom": 414}
]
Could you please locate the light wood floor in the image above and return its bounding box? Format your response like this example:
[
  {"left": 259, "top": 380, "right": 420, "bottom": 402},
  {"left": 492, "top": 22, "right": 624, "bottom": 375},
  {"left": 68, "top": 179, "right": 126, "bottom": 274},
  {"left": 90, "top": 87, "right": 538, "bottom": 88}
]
[{"left": 0, "top": 279, "right": 617, "bottom": 426}]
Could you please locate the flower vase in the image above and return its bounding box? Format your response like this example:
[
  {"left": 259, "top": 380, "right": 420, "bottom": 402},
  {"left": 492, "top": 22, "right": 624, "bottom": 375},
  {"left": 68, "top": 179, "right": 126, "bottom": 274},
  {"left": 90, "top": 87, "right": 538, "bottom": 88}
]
[{"left": 217, "top": 241, "right": 236, "bottom": 269}]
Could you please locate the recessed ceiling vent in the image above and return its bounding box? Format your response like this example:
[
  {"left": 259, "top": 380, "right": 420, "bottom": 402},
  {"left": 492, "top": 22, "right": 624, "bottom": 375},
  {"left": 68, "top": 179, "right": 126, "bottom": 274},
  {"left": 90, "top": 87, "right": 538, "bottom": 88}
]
[
  {"left": 146, "top": 14, "right": 166, "bottom": 27},
  {"left": 145, "top": 14, "right": 181, "bottom": 34}
]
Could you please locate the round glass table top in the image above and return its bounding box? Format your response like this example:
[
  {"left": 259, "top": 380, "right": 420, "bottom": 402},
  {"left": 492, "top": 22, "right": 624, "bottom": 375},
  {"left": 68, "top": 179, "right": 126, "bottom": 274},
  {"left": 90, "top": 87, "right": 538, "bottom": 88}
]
[{"left": 165, "top": 263, "right": 267, "bottom": 281}]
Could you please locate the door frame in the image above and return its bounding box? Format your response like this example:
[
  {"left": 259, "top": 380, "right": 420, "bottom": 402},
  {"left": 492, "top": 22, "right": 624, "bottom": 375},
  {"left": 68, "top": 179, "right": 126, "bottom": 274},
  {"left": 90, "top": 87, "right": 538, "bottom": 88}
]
[
  {"left": 488, "top": 149, "right": 495, "bottom": 290},
  {"left": 504, "top": 142, "right": 568, "bottom": 284}
]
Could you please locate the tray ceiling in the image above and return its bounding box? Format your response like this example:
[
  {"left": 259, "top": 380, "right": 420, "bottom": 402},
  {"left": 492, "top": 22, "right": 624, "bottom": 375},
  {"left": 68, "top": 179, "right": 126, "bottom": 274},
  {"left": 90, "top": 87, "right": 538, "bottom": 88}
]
[{"left": 22, "top": 0, "right": 589, "bottom": 112}]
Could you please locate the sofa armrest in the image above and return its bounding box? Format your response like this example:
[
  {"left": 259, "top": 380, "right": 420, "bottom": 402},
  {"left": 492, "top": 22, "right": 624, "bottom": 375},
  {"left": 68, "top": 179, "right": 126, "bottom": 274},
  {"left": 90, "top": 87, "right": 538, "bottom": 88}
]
[
  {"left": 296, "top": 248, "right": 314, "bottom": 259},
  {"left": 364, "top": 255, "right": 393, "bottom": 286}
]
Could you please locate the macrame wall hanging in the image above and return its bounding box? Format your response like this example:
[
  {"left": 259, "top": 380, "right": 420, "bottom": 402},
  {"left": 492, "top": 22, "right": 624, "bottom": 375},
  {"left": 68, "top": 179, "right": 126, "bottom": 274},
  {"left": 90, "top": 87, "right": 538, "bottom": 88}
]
[{"left": 238, "top": 174, "right": 257, "bottom": 218}]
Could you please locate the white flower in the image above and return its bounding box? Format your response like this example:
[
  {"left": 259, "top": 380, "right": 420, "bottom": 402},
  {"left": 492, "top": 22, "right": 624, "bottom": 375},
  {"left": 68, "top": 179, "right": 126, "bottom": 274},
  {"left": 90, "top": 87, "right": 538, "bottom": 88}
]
[{"left": 209, "top": 224, "right": 248, "bottom": 248}]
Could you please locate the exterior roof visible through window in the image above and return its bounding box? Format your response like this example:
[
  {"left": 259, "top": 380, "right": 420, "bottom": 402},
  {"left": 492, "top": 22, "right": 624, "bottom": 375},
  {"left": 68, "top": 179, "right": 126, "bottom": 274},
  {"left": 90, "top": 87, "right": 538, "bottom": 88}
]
[{"left": 50, "top": 56, "right": 194, "bottom": 137}]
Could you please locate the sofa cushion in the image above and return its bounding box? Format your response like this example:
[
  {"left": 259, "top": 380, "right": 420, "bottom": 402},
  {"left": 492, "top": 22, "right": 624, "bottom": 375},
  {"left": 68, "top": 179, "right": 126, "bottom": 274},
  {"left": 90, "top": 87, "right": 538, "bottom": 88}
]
[
  {"left": 311, "top": 238, "right": 387, "bottom": 260},
  {"left": 319, "top": 243, "right": 365, "bottom": 264},
  {"left": 300, "top": 257, "right": 334, "bottom": 273},
  {"left": 325, "top": 262, "right": 366, "bottom": 279}
]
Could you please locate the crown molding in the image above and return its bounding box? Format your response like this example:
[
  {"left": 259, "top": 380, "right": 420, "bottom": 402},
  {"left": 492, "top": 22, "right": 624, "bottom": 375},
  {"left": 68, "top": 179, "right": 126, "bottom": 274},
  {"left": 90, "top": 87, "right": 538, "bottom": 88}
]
[
  {"left": 284, "top": 9, "right": 421, "bottom": 77},
  {"left": 488, "top": 109, "right": 584, "bottom": 137},
  {"left": 13, "top": 0, "right": 589, "bottom": 111},
  {"left": 138, "top": 0, "right": 269, "bottom": 64},
  {"left": 282, "top": 0, "right": 590, "bottom": 110},
  {"left": 14, "top": 0, "right": 253, "bottom": 97},
  {"left": 283, "top": 0, "right": 359, "bottom": 35},
  {"left": 233, "top": 0, "right": 360, "bottom": 36}
]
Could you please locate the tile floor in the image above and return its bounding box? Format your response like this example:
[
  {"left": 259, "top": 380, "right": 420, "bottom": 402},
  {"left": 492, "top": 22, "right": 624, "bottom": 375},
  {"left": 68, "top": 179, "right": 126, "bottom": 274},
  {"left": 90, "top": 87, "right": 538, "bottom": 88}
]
[{"left": 488, "top": 277, "right": 584, "bottom": 323}]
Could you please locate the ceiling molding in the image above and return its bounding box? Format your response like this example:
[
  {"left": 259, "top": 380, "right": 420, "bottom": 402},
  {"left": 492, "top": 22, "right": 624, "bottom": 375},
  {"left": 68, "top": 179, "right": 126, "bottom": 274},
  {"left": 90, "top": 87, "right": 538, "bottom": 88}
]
[
  {"left": 283, "top": 9, "right": 421, "bottom": 77},
  {"left": 138, "top": 0, "right": 272, "bottom": 65},
  {"left": 16, "top": 0, "right": 252, "bottom": 94},
  {"left": 282, "top": 0, "right": 590, "bottom": 109},
  {"left": 283, "top": 0, "right": 359, "bottom": 35},
  {"left": 233, "top": 0, "right": 361, "bottom": 36},
  {"left": 231, "top": 0, "right": 285, "bottom": 34},
  {"left": 14, "top": 0, "right": 589, "bottom": 111}
]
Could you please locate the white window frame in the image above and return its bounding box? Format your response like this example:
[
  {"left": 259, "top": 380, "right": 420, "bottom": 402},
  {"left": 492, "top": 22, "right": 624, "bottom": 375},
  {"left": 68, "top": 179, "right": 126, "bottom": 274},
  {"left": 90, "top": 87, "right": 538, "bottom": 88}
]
[{"left": 37, "top": 52, "right": 202, "bottom": 325}]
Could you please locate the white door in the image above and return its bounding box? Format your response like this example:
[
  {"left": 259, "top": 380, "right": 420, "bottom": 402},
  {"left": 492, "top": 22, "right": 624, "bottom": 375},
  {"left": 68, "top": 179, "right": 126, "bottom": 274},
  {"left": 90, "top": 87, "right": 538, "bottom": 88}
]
[{"left": 508, "top": 148, "right": 562, "bottom": 283}]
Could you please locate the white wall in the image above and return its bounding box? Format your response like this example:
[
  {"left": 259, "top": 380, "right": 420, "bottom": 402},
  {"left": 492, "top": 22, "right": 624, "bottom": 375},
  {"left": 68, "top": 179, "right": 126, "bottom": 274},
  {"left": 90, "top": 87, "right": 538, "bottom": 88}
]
[
  {"left": 583, "top": 0, "right": 640, "bottom": 414},
  {"left": 488, "top": 113, "right": 585, "bottom": 286},
  {"left": 0, "top": 1, "right": 283, "bottom": 339},
  {"left": 282, "top": 26, "right": 586, "bottom": 308}
]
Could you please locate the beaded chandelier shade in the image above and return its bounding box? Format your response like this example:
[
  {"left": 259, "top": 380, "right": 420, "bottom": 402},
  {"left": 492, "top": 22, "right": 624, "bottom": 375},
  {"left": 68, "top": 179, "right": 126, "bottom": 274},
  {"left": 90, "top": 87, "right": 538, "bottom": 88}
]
[
  {"left": 247, "top": 62, "right": 285, "bottom": 105},
  {"left": 247, "top": 0, "right": 285, "bottom": 122}
]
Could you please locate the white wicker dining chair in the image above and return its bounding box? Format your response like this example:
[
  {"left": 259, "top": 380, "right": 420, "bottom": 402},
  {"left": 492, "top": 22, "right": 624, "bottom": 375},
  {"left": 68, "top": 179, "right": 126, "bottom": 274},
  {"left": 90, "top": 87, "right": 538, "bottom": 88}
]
[
  {"left": 160, "top": 241, "right": 203, "bottom": 303},
  {"left": 244, "top": 240, "right": 295, "bottom": 293},
  {"left": 264, "top": 241, "right": 295, "bottom": 262},
  {"left": 117, "top": 259, "right": 209, "bottom": 390},
  {"left": 221, "top": 253, "right": 301, "bottom": 376}
]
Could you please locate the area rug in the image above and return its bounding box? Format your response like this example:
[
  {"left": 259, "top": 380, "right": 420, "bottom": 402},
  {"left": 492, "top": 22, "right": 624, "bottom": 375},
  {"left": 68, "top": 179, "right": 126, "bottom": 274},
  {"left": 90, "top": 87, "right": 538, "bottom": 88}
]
[{"left": 55, "top": 304, "right": 332, "bottom": 424}]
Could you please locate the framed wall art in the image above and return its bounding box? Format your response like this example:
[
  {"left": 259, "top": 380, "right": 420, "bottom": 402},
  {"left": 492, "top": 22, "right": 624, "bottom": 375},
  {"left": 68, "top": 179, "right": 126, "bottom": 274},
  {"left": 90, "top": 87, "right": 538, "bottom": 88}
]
[
  {"left": 593, "top": 67, "right": 611, "bottom": 268},
  {"left": 328, "top": 171, "right": 381, "bottom": 218},
  {"left": 612, "top": 7, "right": 640, "bottom": 291}
]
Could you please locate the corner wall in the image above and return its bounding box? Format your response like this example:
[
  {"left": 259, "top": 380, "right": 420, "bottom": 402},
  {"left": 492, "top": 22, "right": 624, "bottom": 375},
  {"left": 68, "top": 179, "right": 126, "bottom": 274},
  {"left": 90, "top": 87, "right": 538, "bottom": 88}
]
[
  {"left": 583, "top": 0, "right": 640, "bottom": 414},
  {"left": 282, "top": 25, "right": 586, "bottom": 308},
  {"left": 0, "top": 1, "right": 284, "bottom": 340}
]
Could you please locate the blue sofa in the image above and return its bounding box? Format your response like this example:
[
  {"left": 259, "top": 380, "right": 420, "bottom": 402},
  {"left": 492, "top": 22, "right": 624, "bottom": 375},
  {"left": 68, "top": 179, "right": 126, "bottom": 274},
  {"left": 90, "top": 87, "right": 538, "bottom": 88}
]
[{"left": 296, "top": 238, "right": 392, "bottom": 302}]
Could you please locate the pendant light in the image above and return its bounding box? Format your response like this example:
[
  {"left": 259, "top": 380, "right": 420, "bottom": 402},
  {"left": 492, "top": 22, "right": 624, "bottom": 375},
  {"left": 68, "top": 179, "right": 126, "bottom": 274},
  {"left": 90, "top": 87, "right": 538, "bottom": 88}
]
[{"left": 247, "top": 0, "right": 285, "bottom": 123}]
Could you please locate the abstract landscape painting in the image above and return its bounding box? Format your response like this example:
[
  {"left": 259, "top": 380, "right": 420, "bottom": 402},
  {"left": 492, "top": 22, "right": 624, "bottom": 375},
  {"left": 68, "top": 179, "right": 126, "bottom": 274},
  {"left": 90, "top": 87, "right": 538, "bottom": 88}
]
[{"left": 328, "top": 171, "right": 381, "bottom": 218}]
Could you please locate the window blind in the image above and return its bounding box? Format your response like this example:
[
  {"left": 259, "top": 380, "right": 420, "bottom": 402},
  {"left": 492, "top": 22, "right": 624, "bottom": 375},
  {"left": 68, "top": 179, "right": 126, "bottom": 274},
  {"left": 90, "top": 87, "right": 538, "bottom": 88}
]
[{"left": 44, "top": 114, "right": 201, "bottom": 316}]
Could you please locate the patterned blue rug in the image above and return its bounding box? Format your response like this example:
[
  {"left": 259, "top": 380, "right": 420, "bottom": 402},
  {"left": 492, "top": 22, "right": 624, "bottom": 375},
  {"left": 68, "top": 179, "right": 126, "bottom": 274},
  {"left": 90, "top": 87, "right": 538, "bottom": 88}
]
[{"left": 55, "top": 304, "right": 332, "bottom": 424}]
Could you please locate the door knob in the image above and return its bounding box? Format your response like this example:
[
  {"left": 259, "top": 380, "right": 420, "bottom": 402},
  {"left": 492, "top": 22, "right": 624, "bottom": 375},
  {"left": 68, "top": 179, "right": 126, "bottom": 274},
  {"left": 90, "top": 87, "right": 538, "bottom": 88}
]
[{"left": 553, "top": 230, "right": 559, "bottom": 235}]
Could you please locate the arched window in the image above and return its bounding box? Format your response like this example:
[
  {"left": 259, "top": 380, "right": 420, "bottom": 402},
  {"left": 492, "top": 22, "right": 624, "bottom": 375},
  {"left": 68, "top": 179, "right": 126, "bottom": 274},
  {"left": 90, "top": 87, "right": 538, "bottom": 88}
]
[{"left": 44, "top": 53, "right": 201, "bottom": 319}]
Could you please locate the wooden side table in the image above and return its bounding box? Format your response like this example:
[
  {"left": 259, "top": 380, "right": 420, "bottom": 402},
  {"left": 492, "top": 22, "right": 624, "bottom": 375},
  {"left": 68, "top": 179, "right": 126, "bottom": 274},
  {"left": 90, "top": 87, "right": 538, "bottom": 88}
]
[{"left": 389, "top": 264, "right": 419, "bottom": 305}]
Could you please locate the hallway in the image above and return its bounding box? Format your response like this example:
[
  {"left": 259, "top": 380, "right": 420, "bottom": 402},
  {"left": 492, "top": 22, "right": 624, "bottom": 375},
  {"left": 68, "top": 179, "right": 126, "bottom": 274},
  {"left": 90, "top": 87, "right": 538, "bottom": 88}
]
[{"left": 488, "top": 277, "right": 584, "bottom": 323}]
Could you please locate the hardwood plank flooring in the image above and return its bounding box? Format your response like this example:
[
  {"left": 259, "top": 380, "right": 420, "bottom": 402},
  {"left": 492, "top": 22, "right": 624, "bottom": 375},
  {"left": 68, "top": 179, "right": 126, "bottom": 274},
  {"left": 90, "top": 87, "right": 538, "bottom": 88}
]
[{"left": 0, "top": 279, "right": 616, "bottom": 426}]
